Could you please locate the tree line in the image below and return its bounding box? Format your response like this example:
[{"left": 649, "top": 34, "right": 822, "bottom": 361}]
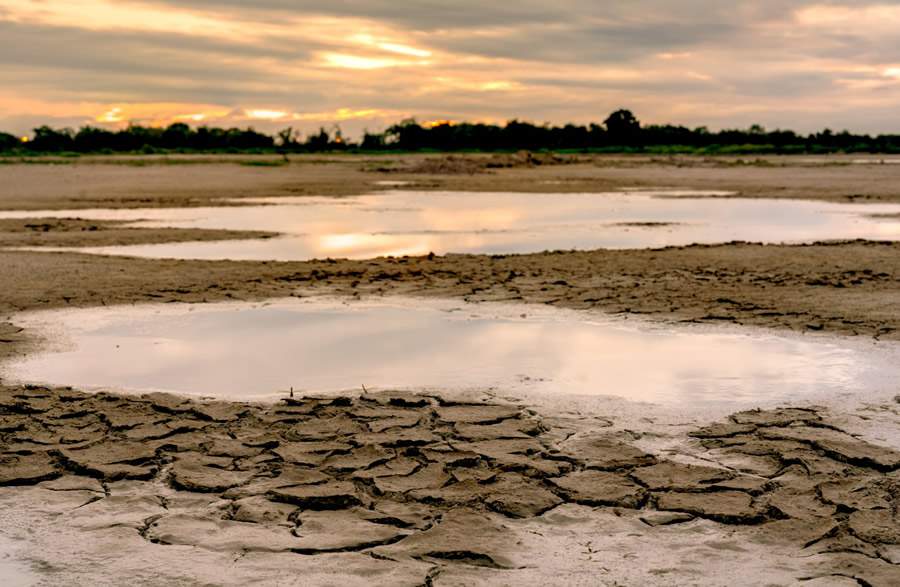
[{"left": 3, "top": 110, "right": 900, "bottom": 155}]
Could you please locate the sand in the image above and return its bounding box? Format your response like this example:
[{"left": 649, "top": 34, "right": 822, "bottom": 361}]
[{"left": 0, "top": 155, "right": 898, "bottom": 584}]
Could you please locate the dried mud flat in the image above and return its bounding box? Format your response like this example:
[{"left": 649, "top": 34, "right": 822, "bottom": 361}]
[
  {"left": 1, "top": 385, "right": 899, "bottom": 585},
  {"left": 1, "top": 157, "right": 899, "bottom": 584}
]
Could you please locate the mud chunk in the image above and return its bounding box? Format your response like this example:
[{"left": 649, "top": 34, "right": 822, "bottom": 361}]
[
  {"left": 362, "top": 501, "right": 436, "bottom": 529},
  {"left": 269, "top": 481, "right": 361, "bottom": 510},
  {"left": 551, "top": 470, "right": 647, "bottom": 508},
  {"left": 292, "top": 510, "right": 412, "bottom": 552},
  {"left": 639, "top": 511, "right": 695, "bottom": 526},
  {"left": 656, "top": 491, "right": 763, "bottom": 523},
  {"left": 223, "top": 467, "right": 331, "bottom": 499},
  {"left": 731, "top": 408, "right": 821, "bottom": 427},
  {"left": 353, "top": 457, "right": 420, "bottom": 480},
  {"left": 482, "top": 473, "right": 564, "bottom": 518},
  {"left": 232, "top": 496, "right": 297, "bottom": 525},
  {"left": 456, "top": 438, "right": 545, "bottom": 460},
  {"left": 372, "top": 509, "right": 514, "bottom": 568},
  {"left": 454, "top": 419, "right": 540, "bottom": 441},
  {"left": 146, "top": 514, "right": 301, "bottom": 552},
  {"left": 631, "top": 461, "right": 735, "bottom": 491},
  {"left": 847, "top": 509, "right": 900, "bottom": 545},
  {"left": 818, "top": 477, "right": 893, "bottom": 511},
  {"left": 285, "top": 416, "right": 364, "bottom": 441},
  {"left": 373, "top": 464, "right": 450, "bottom": 494},
  {"left": 354, "top": 428, "right": 440, "bottom": 447},
  {"left": 436, "top": 404, "right": 522, "bottom": 424},
  {"left": 559, "top": 435, "right": 656, "bottom": 470},
  {"left": 60, "top": 442, "right": 158, "bottom": 480},
  {"left": 124, "top": 419, "right": 205, "bottom": 441},
  {"left": 169, "top": 454, "right": 255, "bottom": 493},
  {"left": 689, "top": 422, "right": 757, "bottom": 438},
  {"left": 190, "top": 402, "right": 246, "bottom": 422},
  {"left": 0, "top": 454, "right": 60, "bottom": 485},
  {"left": 361, "top": 391, "right": 434, "bottom": 407},
  {"left": 762, "top": 427, "right": 900, "bottom": 471},
  {"left": 0, "top": 417, "right": 25, "bottom": 433},
  {"left": 366, "top": 414, "right": 423, "bottom": 433},
  {"left": 204, "top": 438, "right": 261, "bottom": 459},
  {"left": 323, "top": 445, "right": 392, "bottom": 472},
  {"left": 140, "top": 392, "right": 192, "bottom": 414},
  {"left": 39, "top": 475, "right": 105, "bottom": 493}
]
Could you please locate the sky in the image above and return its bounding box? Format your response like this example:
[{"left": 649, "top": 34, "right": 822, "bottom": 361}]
[{"left": 4, "top": 0, "right": 900, "bottom": 138}]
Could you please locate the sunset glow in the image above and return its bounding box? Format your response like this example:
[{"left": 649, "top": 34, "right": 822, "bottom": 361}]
[{"left": 3, "top": 1, "right": 900, "bottom": 135}]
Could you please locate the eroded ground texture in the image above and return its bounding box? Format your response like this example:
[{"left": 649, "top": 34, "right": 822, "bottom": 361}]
[{"left": 1, "top": 385, "right": 898, "bottom": 585}]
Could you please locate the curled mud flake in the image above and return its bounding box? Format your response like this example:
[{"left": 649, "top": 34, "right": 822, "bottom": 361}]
[
  {"left": 322, "top": 445, "right": 393, "bottom": 473},
  {"left": 360, "top": 501, "right": 436, "bottom": 530},
  {"left": 760, "top": 426, "right": 900, "bottom": 471},
  {"left": 550, "top": 470, "right": 647, "bottom": 509},
  {"left": 453, "top": 438, "right": 546, "bottom": 461},
  {"left": 372, "top": 509, "right": 515, "bottom": 569},
  {"left": 231, "top": 496, "right": 298, "bottom": 526},
  {"left": 268, "top": 481, "right": 362, "bottom": 510},
  {"left": 373, "top": 464, "right": 451, "bottom": 495},
  {"left": 453, "top": 419, "right": 540, "bottom": 441},
  {"left": 38, "top": 474, "right": 105, "bottom": 493},
  {"left": 145, "top": 514, "right": 304, "bottom": 552},
  {"left": 168, "top": 455, "right": 255, "bottom": 493},
  {"left": 138, "top": 392, "right": 192, "bottom": 415},
  {"left": 436, "top": 405, "right": 522, "bottom": 425},
  {"left": 730, "top": 408, "right": 821, "bottom": 427},
  {"left": 817, "top": 475, "right": 898, "bottom": 511},
  {"left": 847, "top": 509, "right": 900, "bottom": 545},
  {"left": 189, "top": 402, "right": 246, "bottom": 423},
  {"left": 124, "top": 419, "right": 206, "bottom": 442},
  {"left": 0, "top": 453, "right": 61, "bottom": 485},
  {"left": 366, "top": 414, "right": 423, "bottom": 433},
  {"left": 482, "top": 473, "right": 564, "bottom": 518},
  {"left": 630, "top": 461, "right": 735, "bottom": 491},
  {"left": 203, "top": 438, "right": 262, "bottom": 459},
  {"left": 689, "top": 422, "right": 757, "bottom": 439},
  {"left": 655, "top": 490, "right": 767, "bottom": 524},
  {"left": 639, "top": 511, "right": 696, "bottom": 526},
  {"left": 558, "top": 435, "right": 656, "bottom": 470},
  {"left": 59, "top": 442, "right": 158, "bottom": 481},
  {"left": 360, "top": 391, "right": 435, "bottom": 408},
  {"left": 67, "top": 494, "right": 167, "bottom": 531},
  {"left": 291, "top": 510, "right": 412, "bottom": 553},
  {"left": 285, "top": 416, "right": 365, "bottom": 442},
  {"left": 354, "top": 428, "right": 441, "bottom": 448},
  {"left": 419, "top": 448, "right": 481, "bottom": 467},
  {"left": 222, "top": 467, "right": 331, "bottom": 499},
  {"left": 353, "top": 457, "right": 420, "bottom": 480}
]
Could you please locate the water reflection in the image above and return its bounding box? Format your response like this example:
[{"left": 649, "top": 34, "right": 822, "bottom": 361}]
[
  {"left": 2, "top": 190, "right": 900, "bottom": 261},
  {"left": 5, "top": 298, "right": 897, "bottom": 407}
]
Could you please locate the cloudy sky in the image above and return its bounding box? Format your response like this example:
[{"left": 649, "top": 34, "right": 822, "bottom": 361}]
[{"left": 4, "top": 0, "right": 900, "bottom": 137}]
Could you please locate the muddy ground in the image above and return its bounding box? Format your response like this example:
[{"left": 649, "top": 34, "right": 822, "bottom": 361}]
[{"left": 0, "top": 155, "right": 899, "bottom": 585}]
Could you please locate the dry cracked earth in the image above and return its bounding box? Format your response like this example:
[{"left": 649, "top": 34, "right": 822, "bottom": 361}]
[{"left": 1, "top": 385, "right": 899, "bottom": 585}]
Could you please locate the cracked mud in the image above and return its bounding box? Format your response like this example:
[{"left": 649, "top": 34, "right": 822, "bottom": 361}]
[{"left": 1, "top": 384, "right": 898, "bottom": 585}]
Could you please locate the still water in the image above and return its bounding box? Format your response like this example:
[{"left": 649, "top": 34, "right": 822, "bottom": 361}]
[
  {"left": 2, "top": 190, "right": 900, "bottom": 260},
  {"left": 5, "top": 298, "right": 897, "bottom": 408}
]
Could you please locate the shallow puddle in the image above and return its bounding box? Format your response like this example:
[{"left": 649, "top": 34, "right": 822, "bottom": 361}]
[
  {"left": 3, "top": 190, "right": 900, "bottom": 260},
  {"left": 5, "top": 298, "right": 898, "bottom": 408}
]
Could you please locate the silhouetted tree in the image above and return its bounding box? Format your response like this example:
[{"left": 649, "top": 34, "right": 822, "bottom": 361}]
[
  {"left": 0, "top": 132, "right": 18, "bottom": 151},
  {"left": 604, "top": 109, "right": 641, "bottom": 145}
]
